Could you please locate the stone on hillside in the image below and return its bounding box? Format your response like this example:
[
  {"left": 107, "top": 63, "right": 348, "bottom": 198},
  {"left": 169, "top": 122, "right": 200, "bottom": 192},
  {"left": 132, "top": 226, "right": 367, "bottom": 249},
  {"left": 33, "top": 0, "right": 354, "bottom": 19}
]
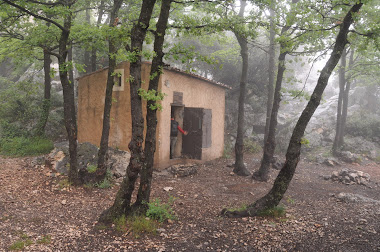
[
  {"left": 336, "top": 192, "right": 380, "bottom": 204},
  {"left": 46, "top": 142, "right": 130, "bottom": 183}
]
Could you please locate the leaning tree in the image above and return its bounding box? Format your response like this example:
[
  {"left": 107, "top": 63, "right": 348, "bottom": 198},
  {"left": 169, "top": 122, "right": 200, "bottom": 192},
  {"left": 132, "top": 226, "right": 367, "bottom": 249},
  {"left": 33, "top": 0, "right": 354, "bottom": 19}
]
[{"left": 222, "top": 1, "right": 364, "bottom": 217}]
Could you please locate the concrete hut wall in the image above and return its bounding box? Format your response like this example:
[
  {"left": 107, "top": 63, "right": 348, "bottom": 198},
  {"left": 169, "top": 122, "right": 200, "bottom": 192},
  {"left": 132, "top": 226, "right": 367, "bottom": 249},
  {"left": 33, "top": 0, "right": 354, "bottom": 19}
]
[
  {"left": 78, "top": 62, "right": 225, "bottom": 170},
  {"left": 156, "top": 69, "right": 225, "bottom": 169}
]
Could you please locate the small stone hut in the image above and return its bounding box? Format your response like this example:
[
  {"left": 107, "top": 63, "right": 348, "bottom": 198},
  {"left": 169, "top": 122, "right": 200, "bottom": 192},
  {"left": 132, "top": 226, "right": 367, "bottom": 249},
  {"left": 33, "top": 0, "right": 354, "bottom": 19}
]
[{"left": 77, "top": 61, "right": 230, "bottom": 169}]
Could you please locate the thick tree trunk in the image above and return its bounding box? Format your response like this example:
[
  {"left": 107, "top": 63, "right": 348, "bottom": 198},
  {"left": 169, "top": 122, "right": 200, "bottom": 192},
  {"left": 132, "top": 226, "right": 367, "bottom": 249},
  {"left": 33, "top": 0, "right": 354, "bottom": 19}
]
[
  {"left": 99, "top": 0, "right": 157, "bottom": 223},
  {"left": 332, "top": 48, "right": 346, "bottom": 155},
  {"left": 264, "top": 0, "right": 276, "bottom": 144},
  {"left": 253, "top": 51, "right": 287, "bottom": 181},
  {"left": 96, "top": 0, "right": 123, "bottom": 182},
  {"left": 35, "top": 49, "right": 52, "bottom": 136},
  {"left": 134, "top": 0, "right": 172, "bottom": 211},
  {"left": 222, "top": 2, "right": 363, "bottom": 218},
  {"left": 233, "top": 0, "right": 250, "bottom": 176}
]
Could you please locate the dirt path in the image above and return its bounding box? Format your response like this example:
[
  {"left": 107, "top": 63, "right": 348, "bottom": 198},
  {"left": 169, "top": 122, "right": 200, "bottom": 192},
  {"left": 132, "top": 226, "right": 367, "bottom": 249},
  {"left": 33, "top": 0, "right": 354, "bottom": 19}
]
[{"left": 1, "top": 155, "right": 379, "bottom": 251}]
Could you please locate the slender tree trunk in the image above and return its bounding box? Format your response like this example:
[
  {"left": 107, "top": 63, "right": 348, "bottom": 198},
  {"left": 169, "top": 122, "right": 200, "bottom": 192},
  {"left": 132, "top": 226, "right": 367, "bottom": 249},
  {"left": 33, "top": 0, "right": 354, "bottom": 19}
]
[
  {"left": 254, "top": 50, "right": 287, "bottom": 181},
  {"left": 84, "top": 8, "right": 91, "bottom": 73},
  {"left": 35, "top": 49, "right": 52, "bottom": 136},
  {"left": 99, "top": 0, "right": 157, "bottom": 223},
  {"left": 338, "top": 49, "right": 354, "bottom": 147},
  {"left": 134, "top": 0, "right": 172, "bottom": 211},
  {"left": 264, "top": 0, "right": 276, "bottom": 144},
  {"left": 96, "top": 0, "right": 123, "bottom": 180},
  {"left": 91, "top": 1, "right": 105, "bottom": 72},
  {"left": 59, "top": 13, "right": 79, "bottom": 185},
  {"left": 222, "top": 2, "right": 363, "bottom": 218},
  {"left": 233, "top": 0, "right": 251, "bottom": 176},
  {"left": 332, "top": 48, "right": 346, "bottom": 155}
]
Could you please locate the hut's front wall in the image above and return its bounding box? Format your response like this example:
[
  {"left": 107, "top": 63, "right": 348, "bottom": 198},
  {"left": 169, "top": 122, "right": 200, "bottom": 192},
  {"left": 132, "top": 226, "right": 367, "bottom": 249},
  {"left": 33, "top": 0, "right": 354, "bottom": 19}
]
[{"left": 156, "top": 69, "right": 225, "bottom": 169}]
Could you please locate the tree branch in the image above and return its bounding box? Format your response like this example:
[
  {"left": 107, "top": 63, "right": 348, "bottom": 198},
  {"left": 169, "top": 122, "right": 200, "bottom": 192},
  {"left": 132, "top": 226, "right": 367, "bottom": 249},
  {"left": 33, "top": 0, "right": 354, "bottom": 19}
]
[{"left": 1, "top": 0, "right": 67, "bottom": 31}]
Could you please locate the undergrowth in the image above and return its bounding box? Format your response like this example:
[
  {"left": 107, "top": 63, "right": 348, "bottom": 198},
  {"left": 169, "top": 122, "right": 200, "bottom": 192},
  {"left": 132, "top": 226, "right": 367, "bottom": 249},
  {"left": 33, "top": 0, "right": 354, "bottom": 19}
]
[{"left": 0, "top": 136, "right": 53, "bottom": 157}]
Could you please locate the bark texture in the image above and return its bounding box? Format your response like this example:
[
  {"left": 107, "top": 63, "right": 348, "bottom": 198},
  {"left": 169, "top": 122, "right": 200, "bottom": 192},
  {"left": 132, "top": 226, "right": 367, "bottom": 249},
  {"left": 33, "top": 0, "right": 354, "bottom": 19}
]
[
  {"left": 96, "top": 0, "right": 123, "bottom": 182},
  {"left": 99, "top": 0, "right": 157, "bottom": 223},
  {"left": 233, "top": 0, "right": 251, "bottom": 177},
  {"left": 223, "top": 2, "right": 363, "bottom": 217}
]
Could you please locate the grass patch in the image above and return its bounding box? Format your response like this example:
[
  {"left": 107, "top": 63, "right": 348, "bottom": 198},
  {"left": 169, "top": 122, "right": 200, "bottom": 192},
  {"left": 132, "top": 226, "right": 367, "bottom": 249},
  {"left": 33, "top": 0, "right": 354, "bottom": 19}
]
[
  {"left": 0, "top": 136, "right": 53, "bottom": 157},
  {"left": 36, "top": 235, "right": 51, "bottom": 245},
  {"left": 258, "top": 206, "right": 286, "bottom": 218},
  {"left": 9, "top": 234, "right": 33, "bottom": 251},
  {"left": 224, "top": 203, "right": 248, "bottom": 212},
  {"left": 128, "top": 215, "right": 158, "bottom": 237},
  {"left": 57, "top": 178, "right": 72, "bottom": 190},
  {"left": 146, "top": 197, "right": 176, "bottom": 223}
]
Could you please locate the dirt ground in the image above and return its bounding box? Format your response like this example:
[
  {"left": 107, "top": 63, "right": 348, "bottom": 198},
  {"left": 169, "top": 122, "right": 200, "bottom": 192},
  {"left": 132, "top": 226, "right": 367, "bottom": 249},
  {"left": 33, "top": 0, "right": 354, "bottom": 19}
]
[{"left": 1, "top": 154, "right": 380, "bottom": 251}]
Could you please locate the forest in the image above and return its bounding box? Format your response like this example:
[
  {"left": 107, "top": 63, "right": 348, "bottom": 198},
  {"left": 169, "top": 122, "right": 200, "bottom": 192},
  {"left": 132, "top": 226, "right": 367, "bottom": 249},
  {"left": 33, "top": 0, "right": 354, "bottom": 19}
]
[{"left": 0, "top": 0, "right": 379, "bottom": 251}]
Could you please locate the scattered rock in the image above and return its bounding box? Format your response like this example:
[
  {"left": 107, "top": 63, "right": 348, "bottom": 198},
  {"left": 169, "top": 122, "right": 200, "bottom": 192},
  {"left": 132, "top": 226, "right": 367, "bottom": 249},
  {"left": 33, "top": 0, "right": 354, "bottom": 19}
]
[{"left": 327, "top": 168, "right": 371, "bottom": 186}]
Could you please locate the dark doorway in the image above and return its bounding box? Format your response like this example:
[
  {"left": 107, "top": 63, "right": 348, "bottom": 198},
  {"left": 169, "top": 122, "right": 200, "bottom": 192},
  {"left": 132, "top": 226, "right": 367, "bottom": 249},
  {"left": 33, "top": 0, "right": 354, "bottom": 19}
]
[{"left": 182, "top": 107, "right": 203, "bottom": 160}]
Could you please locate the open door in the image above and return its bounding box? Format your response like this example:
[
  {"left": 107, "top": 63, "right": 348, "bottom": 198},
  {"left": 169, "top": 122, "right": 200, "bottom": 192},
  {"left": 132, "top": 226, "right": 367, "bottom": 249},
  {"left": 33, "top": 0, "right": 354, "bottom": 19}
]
[{"left": 182, "top": 107, "right": 203, "bottom": 160}]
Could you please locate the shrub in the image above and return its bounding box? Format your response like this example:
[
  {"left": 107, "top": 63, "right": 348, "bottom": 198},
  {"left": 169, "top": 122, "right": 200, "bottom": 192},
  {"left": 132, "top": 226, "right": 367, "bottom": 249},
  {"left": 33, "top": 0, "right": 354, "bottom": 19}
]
[
  {"left": 346, "top": 112, "right": 380, "bottom": 140},
  {"left": 0, "top": 136, "right": 53, "bottom": 157},
  {"left": 243, "top": 138, "right": 262, "bottom": 153}
]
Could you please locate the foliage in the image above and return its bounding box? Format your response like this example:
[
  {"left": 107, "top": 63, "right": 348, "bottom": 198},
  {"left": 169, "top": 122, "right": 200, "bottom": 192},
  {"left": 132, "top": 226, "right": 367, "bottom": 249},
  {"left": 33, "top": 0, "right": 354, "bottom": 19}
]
[
  {"left": 86, "top": 164, "right": 97, "bottom": 173},
  {"left": 258, "top": 206, "right": 286, "bottom": 218},
  {"left": 137, "top": 88, "right": 166, "bottom": 111},
  {"left": 0, "top": 136, "right": 53, "bottom": 157},
  {"left": 243, "top": 139, "right": 262, "bottom": 154},
  {"left": 346, "top": 112, "right": 380, "bottom": 140},
  {"left": 146, "top": 197, "right": 176, "bottom": 223},
  {"left": 300, "top": 137, "right": 310, "bottom": 145}
]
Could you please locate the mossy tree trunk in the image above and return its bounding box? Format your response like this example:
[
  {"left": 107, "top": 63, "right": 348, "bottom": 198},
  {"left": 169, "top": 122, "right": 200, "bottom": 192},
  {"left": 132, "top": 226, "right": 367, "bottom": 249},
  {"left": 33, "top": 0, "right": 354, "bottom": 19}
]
[
  {"left": 223, "top": 2, "right": 363, "bottom": 217},
  {"left": 99, "top": 0, "right": 157, "bottom": 223},
  {"left": 96, "top": 0, "right": 123, "bottom": 183}
]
